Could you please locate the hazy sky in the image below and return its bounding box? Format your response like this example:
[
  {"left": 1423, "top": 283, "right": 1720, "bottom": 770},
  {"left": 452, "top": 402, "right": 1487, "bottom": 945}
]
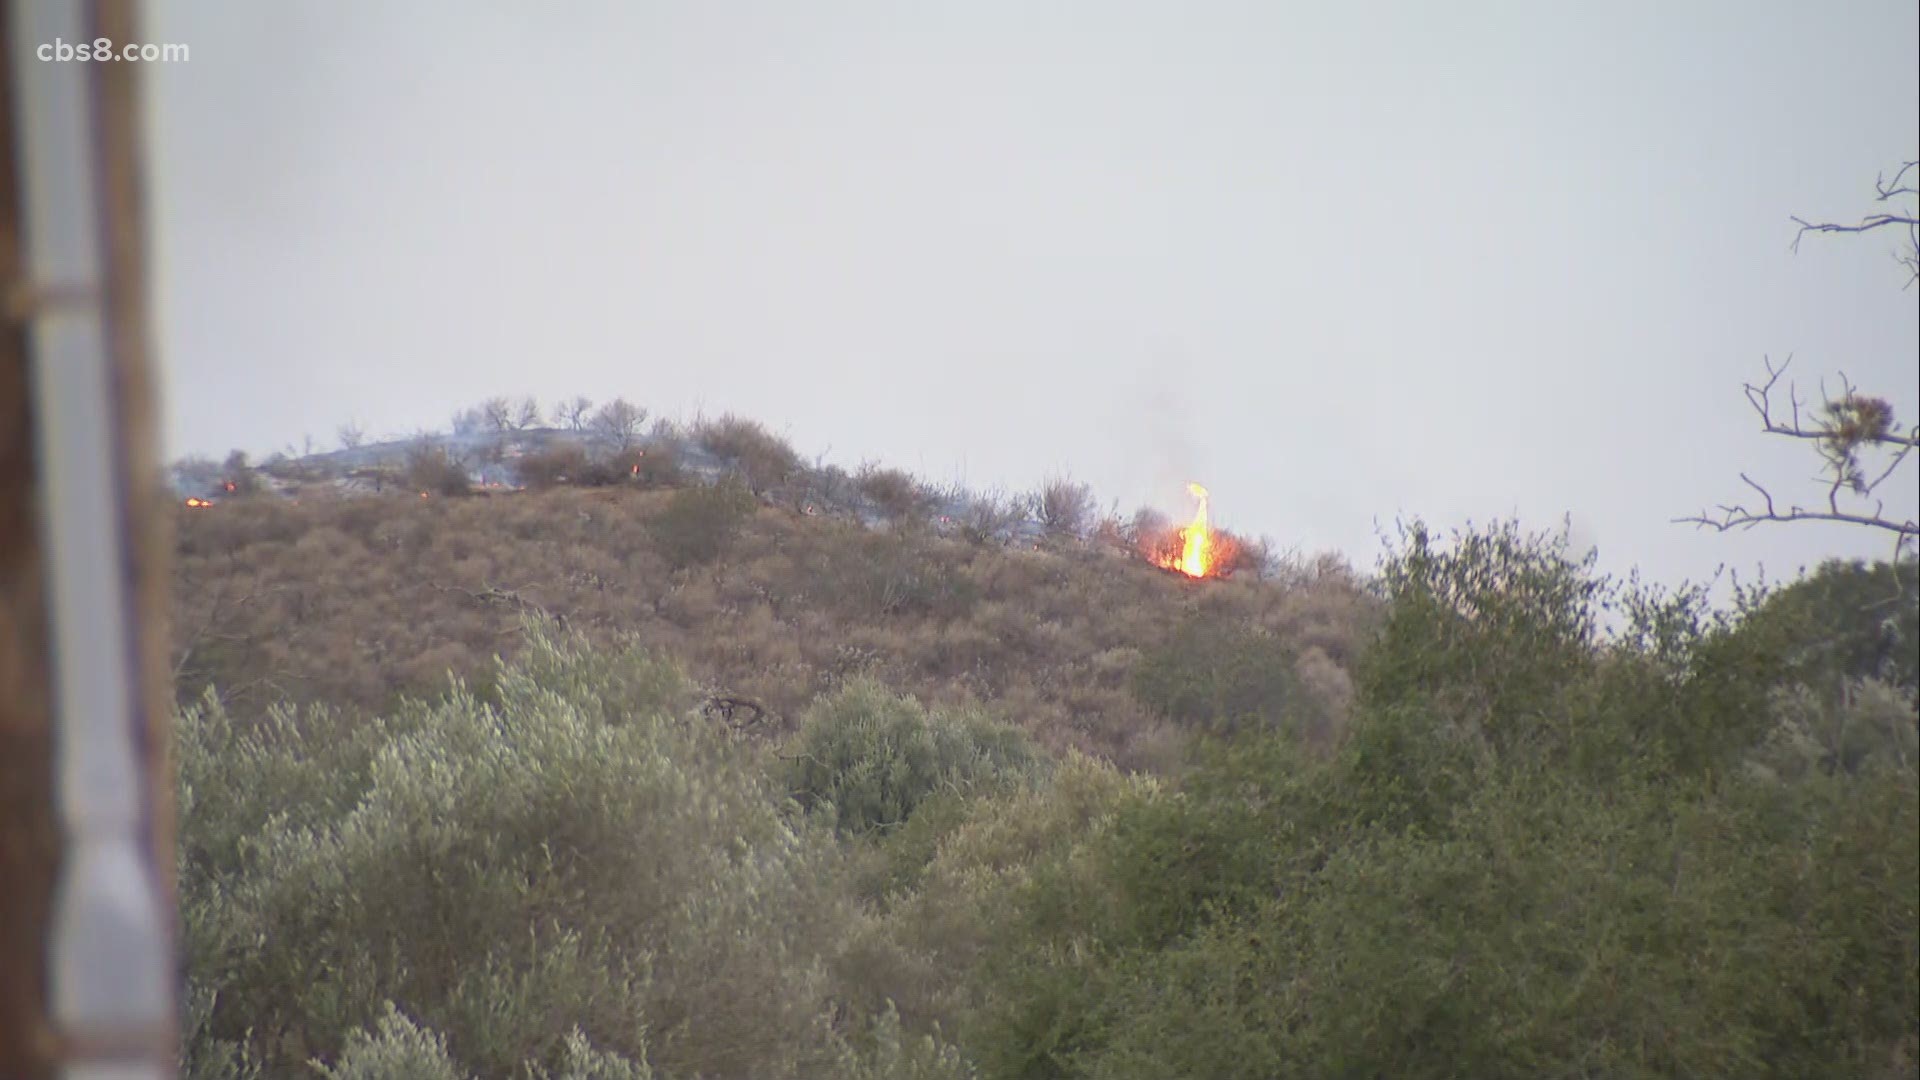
[{"left": 143, "top": 1, "right": 1918, "bottom": 591}]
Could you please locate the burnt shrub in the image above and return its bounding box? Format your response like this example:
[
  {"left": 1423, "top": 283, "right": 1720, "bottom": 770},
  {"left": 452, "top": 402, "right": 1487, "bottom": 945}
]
[
  {"left": 957, "top": 489, "right": 1025, "bottom": 545},
  {"left": 694, "top": 414, "right": 801, "bottom": 494},
  {"left": 649, "top": 476, "right": 757, "bottom": 569},
  {"left": 857, "top": 465, "right": 933, "bottom": 523},
  {"left": 222, "top": 449, "right": 262, "bottom": 497},
  {"left": 1031, "top": 475, "right": 1095, "bottom": 536},
  {"left": 515, "top": 442, "right": 589, "bottom": 489},
  {"left": 404, "top": 441, "right": 471, "bottom": 496},
  {"left": 631, "top": 438, "right": 684, "bottom": 488}
]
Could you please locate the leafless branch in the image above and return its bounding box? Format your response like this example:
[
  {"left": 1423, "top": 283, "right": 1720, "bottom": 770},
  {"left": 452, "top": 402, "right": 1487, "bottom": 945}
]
[
  {"left": 1675, "top": 472, "right": 1918, "bottom": 547},
  {"left": 1874, "top": 161, "right": 1919, "bottom": 201},
  {"left": 1790, "top": 212, "right": 1920, "bottom": 247},
  {"left": 1791, "top": 160, "right": 1920, "bottom": 288}
]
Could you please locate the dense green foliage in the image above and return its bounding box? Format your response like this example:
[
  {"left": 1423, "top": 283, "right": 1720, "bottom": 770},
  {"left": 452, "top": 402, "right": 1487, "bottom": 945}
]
[
  {"left": 176, "top": 620, "right": 967, "bottom": 1078},
  {"left": 944, "top": 526, "right": 1918, "bottom": 1078},
  {"left": 781, "top": 677, "right": 1050, "bottom": 837},
  {"left": 174, "top": 524, "right": 1920, "bottom": 1078}
]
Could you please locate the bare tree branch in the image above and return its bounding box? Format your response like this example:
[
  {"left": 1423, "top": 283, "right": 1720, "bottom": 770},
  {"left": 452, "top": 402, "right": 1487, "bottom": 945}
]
[
  {"left": 1790, "top": 159, "right": 1920, "bottom": 289},
  {"left": 1674, "top": 472, "right": 1918, "bottom": 542},
  {"left": 1687, "top": 162, "right": 1919, "bottom": 561}
]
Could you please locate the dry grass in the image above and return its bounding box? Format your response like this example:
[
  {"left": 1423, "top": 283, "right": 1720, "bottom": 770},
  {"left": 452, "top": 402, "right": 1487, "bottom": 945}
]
[{"left": 170, "top": 484, "right": 1382, "bottom": 768}]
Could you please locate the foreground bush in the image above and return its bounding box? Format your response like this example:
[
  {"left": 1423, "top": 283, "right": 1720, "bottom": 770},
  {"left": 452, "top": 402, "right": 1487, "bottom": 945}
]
[
  {"left": 175, "top": 618, "right": 965, "bottom": 1079},
  {"left": 948, "top": 522, "right": 1920, "bottom": 1078},
  {"left": 782, "top": 677, "right": 1050, "bottom": 837}
]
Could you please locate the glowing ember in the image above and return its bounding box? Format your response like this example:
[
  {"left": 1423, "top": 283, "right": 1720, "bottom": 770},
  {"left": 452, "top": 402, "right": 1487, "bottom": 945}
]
[
  {"left": 183, "top": 497, "right": 212, "bottom": 509},
  {"left": 419, "top": 491, "right": 430, "bottom": 499},
  {"left": 1153, "top": 482, "right": 1218, "bottom": 579}
]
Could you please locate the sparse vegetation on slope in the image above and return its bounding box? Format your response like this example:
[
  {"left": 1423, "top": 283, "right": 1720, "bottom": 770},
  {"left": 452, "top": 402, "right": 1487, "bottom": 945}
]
[{"left": 169, "top": 475, "right": 1374, "bottom": 770}]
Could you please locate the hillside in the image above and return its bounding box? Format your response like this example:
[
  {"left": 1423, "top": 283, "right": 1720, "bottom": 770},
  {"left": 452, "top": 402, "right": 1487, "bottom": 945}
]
[{"left": 168, "top": 461, "right": 1376, "bottom": 771}]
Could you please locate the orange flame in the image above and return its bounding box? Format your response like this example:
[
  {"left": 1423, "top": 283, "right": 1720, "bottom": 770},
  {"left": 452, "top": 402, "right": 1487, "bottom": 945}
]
[
  {"left": 184, "top": 497, "right": 212, "bottom": 509},
  {"left": 1152, "top": 482, "right": 1217, "bottom": 579}
]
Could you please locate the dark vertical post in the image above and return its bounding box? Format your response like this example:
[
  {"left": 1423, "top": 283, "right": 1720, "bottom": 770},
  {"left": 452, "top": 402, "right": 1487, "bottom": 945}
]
[
  {"left": 0, "top": 8, "right": 61, "bottom": 1077},
  {"left": 1, "top": 0, "right": 174, "bottom": 1073}
]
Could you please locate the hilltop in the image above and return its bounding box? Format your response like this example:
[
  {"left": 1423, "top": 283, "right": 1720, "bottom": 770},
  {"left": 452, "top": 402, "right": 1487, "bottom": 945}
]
[{"left": 168, "top": 409, "right": 1376, "bottom": 769}]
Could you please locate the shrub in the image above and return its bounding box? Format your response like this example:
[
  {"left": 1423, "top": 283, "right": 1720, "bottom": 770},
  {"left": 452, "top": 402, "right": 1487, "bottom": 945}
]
[
  {"left": 516, "top": 442, "right": 589, "bottom": 489},
  {"left": 404, "top": 440, "right": 471, "bottom": 496},
  {"left": 858, "top": 465, "right": 933, "bottom": 523},
  {"left": 1130, "top": 615, "right": 1318, "bottom": 741},
  {"left": 648, "top": 476, "right": 757, "bottom": 568},
  {"left": 1736, "top": 557, "right": 1919, "bottom": 696},
  {"left": 694, "top": 414, "right": 801, "bottom": 493},
  {"left": 958, "top": 489, "right": 1025, "bottom": 544},
  {"left": 312, "top": 1003, "right": 472, "bottom": 1080},
  {"left": 807, "top": 531, "right": 981, "bottom": 621},
  {"left": 781, "top": 677, "right": 1049, "bottom": 837},
  {"left": 1031, "top": 475, "right": 1095, "bottom": 536},
  {"left": 222, "top": 449, "right": 262, "bottom": 497},
  {"left": 630, "top": 438, "right": 684, "bottom": 488},
  {"left": 176, "top": 620, "right": 876, "bottom": 1079},
  {"left": 1356, "top": 518, "right": 1607, "bottom": 757}
]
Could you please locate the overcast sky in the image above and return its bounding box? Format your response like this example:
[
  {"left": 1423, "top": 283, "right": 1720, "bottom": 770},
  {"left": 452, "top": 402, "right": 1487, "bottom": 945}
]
[{"left": 143, "top": 0, "right": 1918, "bottom": 591}]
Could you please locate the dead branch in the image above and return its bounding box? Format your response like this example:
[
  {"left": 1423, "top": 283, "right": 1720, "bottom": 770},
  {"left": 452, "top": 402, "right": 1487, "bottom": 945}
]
[
  {"left": 702, "top": 694, "right": 769, "bottom": 729},
  {"left": 1790, "top": 159, "right": 1920, "bottom": 288}
]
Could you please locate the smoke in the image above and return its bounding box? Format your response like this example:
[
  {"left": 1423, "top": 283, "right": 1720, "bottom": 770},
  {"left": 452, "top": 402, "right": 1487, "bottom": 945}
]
[{"left": 1111, "top": 342, "right": 1201, "bottom": 515}]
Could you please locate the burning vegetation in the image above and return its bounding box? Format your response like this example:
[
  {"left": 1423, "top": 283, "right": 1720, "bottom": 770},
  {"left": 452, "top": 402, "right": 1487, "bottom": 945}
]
[{"left": 1144, "top": 482, "right": 1244, "bottom": 580}]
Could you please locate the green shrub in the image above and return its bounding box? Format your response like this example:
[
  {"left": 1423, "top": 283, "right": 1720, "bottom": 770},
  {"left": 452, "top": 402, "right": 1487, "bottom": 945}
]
[
  {"left": 648, "top": 475, "right": 756, "bottom": 568},
  {"left": 1357, "top": 519, "right": 1606, "bottom": 748},
  {"left": 1129, "top": 616, "right": 1314, "bottom": 739},
  {"left": 782, "top": 677, "right": 1049, "bottom": 837},
  {"left": 1736, "top": 557, "right": 1919, "bottom": 695},
  {"left": 176, "top": 619, "right": 866, "bottom": 1078},
  {"left": 953, "top": 520, "right": 1919, "bottom": 1078},
  {"left": 312, "top": 1004, "right": 471, "bottom": 1080}
]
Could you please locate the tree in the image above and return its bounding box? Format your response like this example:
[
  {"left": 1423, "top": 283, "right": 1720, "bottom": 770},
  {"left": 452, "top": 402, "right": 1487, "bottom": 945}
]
[
  {"left": 556, "top": 395, "right": 594, "bottom": 432},
  {"left": 480, "top": 396, "right": 514, "bottom": 434},
  {"left": 450, "top": 406, "right": 488, "bottom": 437},
  {"left": 1683, "top": 160, "right": 1919, "bottom": 562},
  {"left": 511, "top": 395, "right": 543, "bottom": 431},
  {"left": 591, "top": 398, "right": 647, "bottom": 453},
  {"left": 337, "top": 420, "right": 365, "bottom": 451}
]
